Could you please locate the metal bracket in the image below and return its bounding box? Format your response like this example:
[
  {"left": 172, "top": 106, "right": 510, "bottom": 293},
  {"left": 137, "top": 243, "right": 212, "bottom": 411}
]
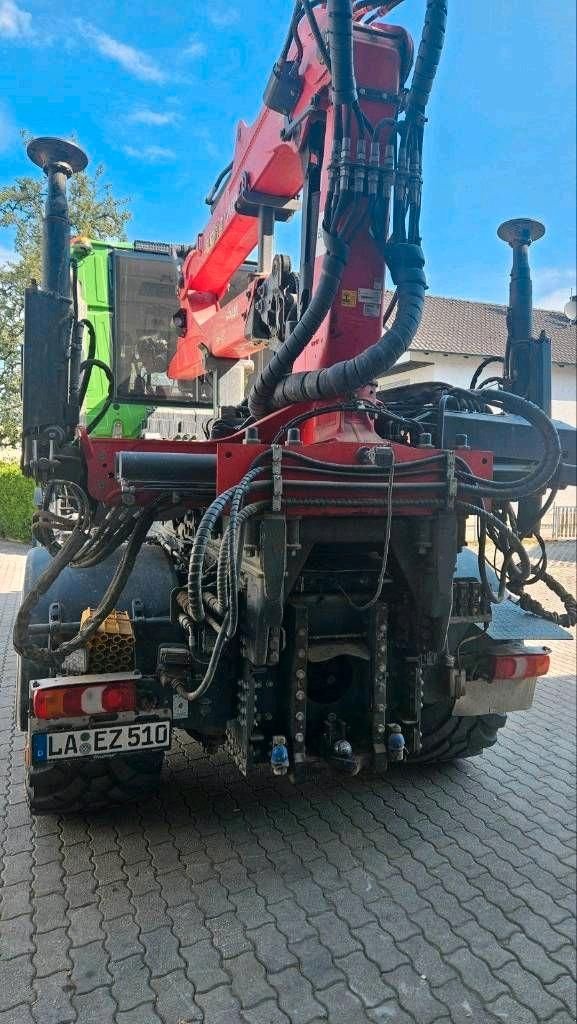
[
  {"left": 446, "top": 450, "right": 457, "bottom": 510},
  {"left": 357, "top": 85, "right": 400, "bottom": 106},
  {"left": 47, "top": 601, "right": 62, "bottom": 651},
  {"left": 131, "top": 598, "right": 145, "bottom": 623},
  {"left": 271, "top": 445, "right": 283, "bottom": 512}
]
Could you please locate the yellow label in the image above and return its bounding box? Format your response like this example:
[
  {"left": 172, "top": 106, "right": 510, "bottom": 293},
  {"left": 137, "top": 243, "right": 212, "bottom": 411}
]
[{"left": 341, "top": 289, "right": 357, "bottom": 307}]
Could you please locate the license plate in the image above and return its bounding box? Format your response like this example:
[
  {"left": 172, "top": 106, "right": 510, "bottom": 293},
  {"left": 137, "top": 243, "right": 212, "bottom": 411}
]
[{"left": 32, "top": 721, "right": 171, "bottom": 762}]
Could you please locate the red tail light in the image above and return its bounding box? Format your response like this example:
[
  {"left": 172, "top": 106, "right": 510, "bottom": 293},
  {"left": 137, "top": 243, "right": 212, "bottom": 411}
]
[
  {"left": 491, "top": 652, "right": 550, "bottom": 681},
  {"left": 33, "top": 681, "right": 136, "bottom": 720}
]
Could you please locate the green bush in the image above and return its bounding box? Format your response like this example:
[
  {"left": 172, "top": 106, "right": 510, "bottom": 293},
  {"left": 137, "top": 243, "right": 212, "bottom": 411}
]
[{"left": 0, "top": 460, "right": 34, "bottom": 542}]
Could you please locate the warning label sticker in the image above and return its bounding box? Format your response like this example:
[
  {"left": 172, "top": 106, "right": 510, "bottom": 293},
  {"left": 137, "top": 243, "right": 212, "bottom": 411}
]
[
  {"left": 341, "top": 289, "right": 358, "bottom": 307},
  {"left": 363, "top": 303, "right": 381, "bottom": 318},
  {"left": 358, "top": 287, "right": 382, "bottom": 304}
]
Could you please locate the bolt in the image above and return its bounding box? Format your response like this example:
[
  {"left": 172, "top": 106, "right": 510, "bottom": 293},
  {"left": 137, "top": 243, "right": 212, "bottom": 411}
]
[
  {"left": 376, "top": 724, "right": 386, "bottom": 735},
  {"left": 295, "top": 711, "right": 305, "bottom": 722},
  {"left": 298, "top": 628, "right": 307, "bottom": 637},
  {"left": 295, "top": 732, "right": 304, "bottom": 743},
  {"left": 298, "top": 648, "right": 306, "bottom": 659},
  {"left": 377, "top": 704, "right": 385, "bottom": 713},
  {"left": 296, "top": 668, "right": 305, "bottom": 680}
]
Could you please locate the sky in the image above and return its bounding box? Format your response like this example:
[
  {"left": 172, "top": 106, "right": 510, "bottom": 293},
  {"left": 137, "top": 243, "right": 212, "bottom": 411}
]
[{"left": 0, "top": 0, "right": 575, "bottom": 311}]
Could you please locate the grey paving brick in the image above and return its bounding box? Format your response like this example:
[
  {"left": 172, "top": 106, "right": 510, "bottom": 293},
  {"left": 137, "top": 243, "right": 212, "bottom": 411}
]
[
  {"left": 397, "top": 932, "right": 458, "bottom": 985},
  {"left": 116, "top": 1004, "right": 163, "bottom": 1024},
  {"left": 33, "top": 891, "right": 68, "bottom": 933},
  {"left": 131, "top": 892, "right": 171, "bottom": 933},
  {"left": 124, "top": 860, "right": 160, "bottom": 897},
  {"left": 2, "top": 851, "right": 32, "bottom": 886},
  {"left": 317, "top": 981, "right": 373, "bottom": 1022},
  {"left": 241, "top": 999, "right": 291, "bottom": 1024},
  {"left": 0, "top": 953, "right": 34, "bottom": 1012},
  {"left": 73, "top": 986, "right": 118, "bottom": 1024},
  {"left": 0, "top": 913, "right": 34, "bottom": 959},
  {"left": 505, "top": 931, "right": 566, "bottom": 984},
  {"left": 110, "top": 953, "right": 155, "bottom": 1010},
  {"left": 271, "top": 967, "right": 327, "bottom": 1024},
  {"left": 228, "top": 950, "right": 276, "bottom": 1009},
  {"left": 0, "top": 1005, "right": 35, "bottom": 1024},
  {"left": 32, "top": 858, "right": 64, "bottom": 896},
  {"left": 168, "top": 900, "right": 210, "bottom": 946},
  {"left": 64, "top": 870, "right": 98, "bottom": 910},
  {"left": 181, "top": 938, "right": 230, "bottom": 992},
  {"left": 453, "top": 919, "right": 515, "bottom": 970},
  {"left": 496, "top": 960, "right": 565, "bottom": 1019},
  {"left": 286, "top": 877, "right": 331, "bottom": 915},
  {"left": 290, "top": 933, "right": 345, "bottom": 990},
  {"left": 486, "top": 994, "right": 539, "bottom": 1023},
  {"left": 354, "top": 921, "right": 410, "bottom": 972},
  {"left": 31, "top": 972, "right": 75, "bottom": 1024},
  {"left": 33, "top": 927, "right": 71, "bottom": 977},
  {"left": 0, "top": 880, "right": 32, "bottom": 921},
  {"left": 142, "top": 925, "right": 184, "bottom": 977},
  {"left": 151, "top": 970, "right": 202, "bottom": 1022},
  {"left": 68, "top": 903, "right": 105, "bottom": 947},
  {"left": 207, "top": 911, "right": 252, "bottom": 959},
  {"left": 545, "top": 974, "right": 577, "bottom": 1017},
  {"left": 550, "top": 944, "right": 577, "bottom": 980},
  {"left": 312, "top": 910, "right": 361, "bottom": 957},
  {"left": 103, "top": 913, "right": 144, "bottom": 962},
  {"left": 250, "top": 921, "right": 297, "bottom": 972},
  {"left": 269, "top": 898, "right": 316, "bottom": 942},
  {"left": 336, "top": 951, "right": 394, "bottom": 1007},
  {"left": 194, "top": 984, "right": 243, "bottom": 1023},
  {"left": 70, "top": 939, "right": 113, "bottom": 995}
]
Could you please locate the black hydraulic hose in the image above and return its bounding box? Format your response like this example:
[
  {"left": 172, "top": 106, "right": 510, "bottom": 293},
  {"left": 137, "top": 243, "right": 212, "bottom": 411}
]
[
  {"left": 80, "top": 358, "right": 114, "bottom": 435},
  {"left": 188, "top": 487, "right": 236, "bottom": 623},
  {"left": 470, "top": 356, "right": 504, "bottom": 390},
  {"left": 327, "top": 0, "right": 356, "bottom": 103},
  {"left": 268, "top": 241, "right": 427, "bottom": 408},
  {"left": 248, "top": 233, "right": 350, "bottom": 418},
  {"left": 303, "top": 0, "right": 332, "bottom": 68},
  {"left": 454, "top": 389, "right": 561, "bottom": 500},
  {"left": 13, "top": 483, "right": 92, "bottom": 664},
  {"left": 77, "top": 320, "right": 97, "bottom": 408},
  {"left": 404, "top": 0, "right": 447, "bottom": 122},
  {"left": 51, "top": 502, "right": 164, "bottom": 661}
]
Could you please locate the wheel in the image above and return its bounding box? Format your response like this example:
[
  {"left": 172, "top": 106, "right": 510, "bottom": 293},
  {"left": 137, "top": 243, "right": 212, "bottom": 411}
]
[
  {"left": 26, "top": 752, "right": 164, "bottom": 814},
  {"left": 408, "top": 701, "right": 507, "bottom": 764}
]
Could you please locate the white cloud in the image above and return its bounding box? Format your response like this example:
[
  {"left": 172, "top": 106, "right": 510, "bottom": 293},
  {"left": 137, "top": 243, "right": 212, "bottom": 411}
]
[
  {"left": 183, "top": 37, "right": 207, "bottom": 58},
  {"left": 75, "top": 21, "right": 166, "bottom": 83},
  {"left": 126, "top": 109, "right": 179, "bottom": 126},
  {"left": 123, "top": 144, "right": 176, "bottom": 162},
  {"left": 533, "top": 267, "right": 576, "bottom": 311},
  {"left": 206, "top": 9, "right": 239, "bottom": 28},
  {"left": 0, "top": 0, "right": 32, "bottom": 38}
]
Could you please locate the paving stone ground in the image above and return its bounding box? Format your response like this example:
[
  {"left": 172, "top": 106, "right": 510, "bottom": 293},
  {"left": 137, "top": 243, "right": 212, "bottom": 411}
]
[{"left": 0, "top": 538, "right": 575, "bottom": 1024}]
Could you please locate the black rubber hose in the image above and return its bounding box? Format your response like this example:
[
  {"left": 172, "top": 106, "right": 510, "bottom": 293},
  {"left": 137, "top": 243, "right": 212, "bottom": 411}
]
[
  {"left": 248, "top": 234, "right": 350, "bottom": 418},
  {"left": 454, "top": 389, "right": 561, "bottom": 500},
  {"left": 269, "top": 241, "right": 426, "bottom": 407},
  {"left": 327, "top": 0, "right": 356, "bottom": 103},
  {"left": 188, "top": 488, "right": 236, "bottom": 623},
  {"left": 13, "top": 482, "right": 92, "bottom": 664},
  {"left": 404, "top": 0, "right": 447, "bottom": 121},
  {"left": 77, "top": 320, "right": 97, "bottom": 408}
]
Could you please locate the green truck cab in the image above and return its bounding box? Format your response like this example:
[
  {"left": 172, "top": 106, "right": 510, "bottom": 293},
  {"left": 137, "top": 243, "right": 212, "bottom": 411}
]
[{"left": 72, "top": 238, "right": 211, "bottom": 438}]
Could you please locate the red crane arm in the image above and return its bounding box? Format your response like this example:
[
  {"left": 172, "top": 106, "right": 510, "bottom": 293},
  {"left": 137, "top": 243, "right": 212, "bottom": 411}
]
[{"left": 168, "top": 7, "right": 412, "bottom": 381}]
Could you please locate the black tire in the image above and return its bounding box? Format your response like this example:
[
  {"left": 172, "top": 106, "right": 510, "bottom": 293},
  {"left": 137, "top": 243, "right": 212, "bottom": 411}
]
[
  {"left": 409, "top": 701, "right": 507, "bottom": 764},
  {"left": 27, "top": 752, "right": 164, "bottom": 814}
]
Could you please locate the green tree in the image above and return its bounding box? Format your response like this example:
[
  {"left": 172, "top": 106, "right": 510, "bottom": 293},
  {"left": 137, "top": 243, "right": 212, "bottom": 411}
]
[{"left": 0, "top": 137, "right": 131, "bottom": 446}]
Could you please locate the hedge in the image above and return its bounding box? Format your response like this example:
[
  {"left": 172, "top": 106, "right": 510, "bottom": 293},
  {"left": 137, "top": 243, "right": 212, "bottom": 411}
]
[{"left": 0, "top": 461, "right": 34, "bottom": 542}]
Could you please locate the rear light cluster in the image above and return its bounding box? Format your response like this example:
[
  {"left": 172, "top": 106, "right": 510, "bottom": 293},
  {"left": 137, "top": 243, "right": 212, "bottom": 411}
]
[
  {"left": 491, "top": 652, "right": 550, "bottom": 680},
  {"left": 33, "top": 682, "right": 136, "bottom": 721}
]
